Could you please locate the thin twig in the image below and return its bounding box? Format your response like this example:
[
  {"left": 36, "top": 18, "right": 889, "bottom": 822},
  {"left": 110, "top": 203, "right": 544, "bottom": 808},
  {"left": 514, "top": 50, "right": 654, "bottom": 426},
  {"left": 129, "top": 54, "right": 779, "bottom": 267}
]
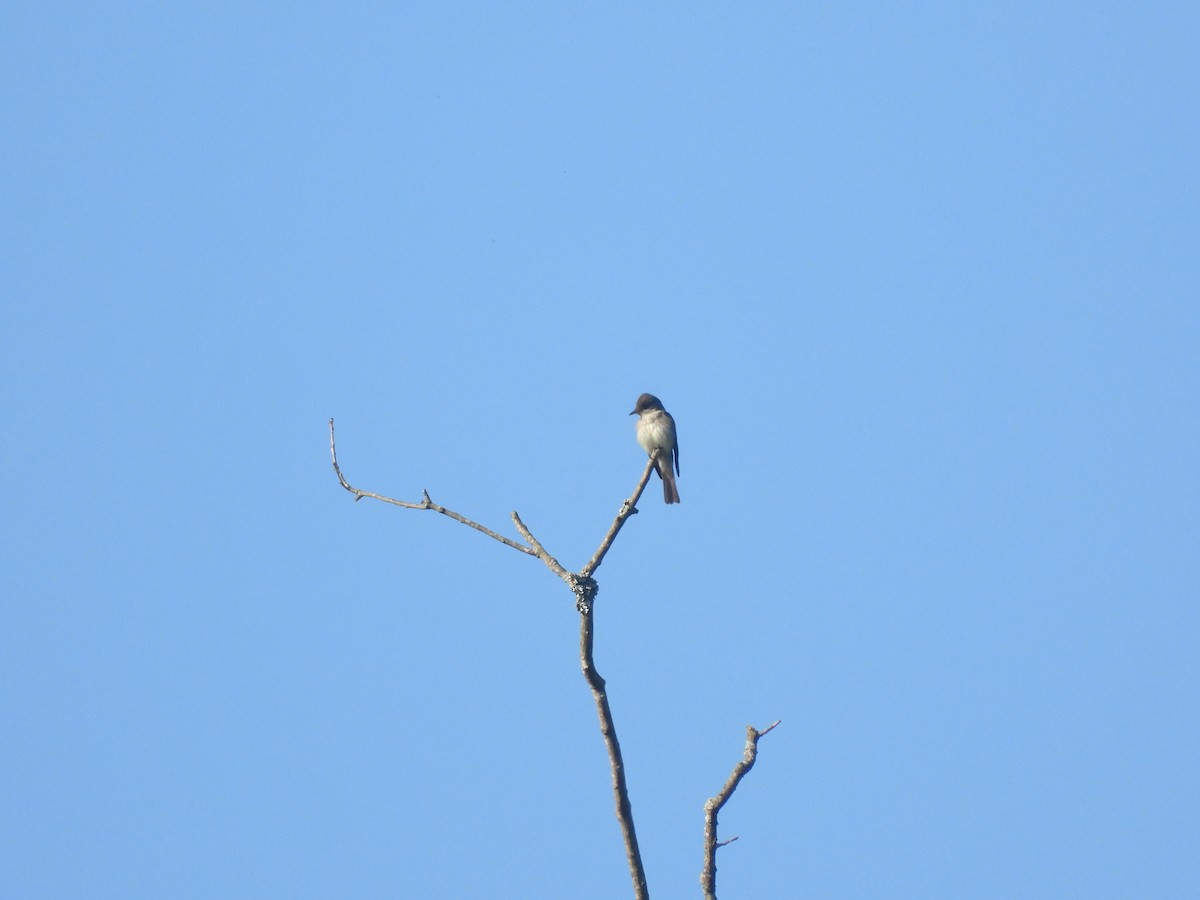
[
  {"left": 510, "top": 512, "right": 575, "bottom": 583},
  {"left": 328, "top": 418, "right": 535, "bottom": 555},
  {"left": 579, "top": 454, "right": 657, "bottom": 579},
  {"left": 700, "top": 720, "right": 782, "bottom": 900}
]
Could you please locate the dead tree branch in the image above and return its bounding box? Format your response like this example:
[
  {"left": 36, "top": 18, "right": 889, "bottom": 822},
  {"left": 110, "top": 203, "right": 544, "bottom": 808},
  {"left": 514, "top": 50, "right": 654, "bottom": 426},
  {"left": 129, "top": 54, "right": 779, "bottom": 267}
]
[
  {"left": 329, "top": 417, "right": 655, "bottom": 899},
  {"left": 329, "top": 418, "right": 535, "bottom": 555},
  {"left": 700, "top": 720, "right": 782, "bottom": 900},
  {"left": 579, "top": 575, "right": 648, "bottom": 898},
  {"left": 580, "top": 453, "right": 657, "bottom": 578}
]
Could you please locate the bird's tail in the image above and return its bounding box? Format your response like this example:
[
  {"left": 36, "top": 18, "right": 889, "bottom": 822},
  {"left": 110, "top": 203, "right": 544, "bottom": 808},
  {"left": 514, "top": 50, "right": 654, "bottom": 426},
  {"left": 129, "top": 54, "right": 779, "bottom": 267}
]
[{"left": 662, "top": 469, "right": 680, "bottom": 504}]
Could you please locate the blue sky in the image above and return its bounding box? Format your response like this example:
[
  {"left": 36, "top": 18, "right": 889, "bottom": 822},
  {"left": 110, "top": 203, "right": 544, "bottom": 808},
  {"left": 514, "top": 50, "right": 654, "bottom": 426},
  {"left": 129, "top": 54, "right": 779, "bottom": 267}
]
[{"left": 3, "top": 2, "right": 1197, "bottom": 897}]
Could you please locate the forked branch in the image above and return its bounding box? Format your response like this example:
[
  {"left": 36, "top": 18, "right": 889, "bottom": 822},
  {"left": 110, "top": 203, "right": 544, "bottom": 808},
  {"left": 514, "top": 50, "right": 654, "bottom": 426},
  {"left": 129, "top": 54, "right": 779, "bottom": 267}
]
[
  {"left": 701, "top": 720, "right": 782, "bottom": 899},
  {"left": 329, "top": 417, "right": 656, "bottom": 898}
]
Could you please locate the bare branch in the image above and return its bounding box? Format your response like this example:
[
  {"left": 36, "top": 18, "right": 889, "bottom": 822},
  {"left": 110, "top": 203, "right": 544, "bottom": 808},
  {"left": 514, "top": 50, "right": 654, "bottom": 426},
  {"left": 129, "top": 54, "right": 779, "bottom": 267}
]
[
  {"left": 579, "top": 581, "right": 649, "bottom": 900},
  {"left": 511, "top": 511, "right": 575, "bottom": 583},
  {"left": 329, "top": 417, "right": 662, "bottom": 897},
  {"left": 579, "top": 454, "right": 658, "bottom": 579},
  {"left": 510, "top": 504, "right": 649, "bottom": 896},
  {"left": 509, "top": 460, "right": 657, "bottom": 898},
  {"left": 328, "top": 418, "right": 535, "bottom": 556},
  {"left": 700, "top": 720, "right": 782, "bottom": 899}
]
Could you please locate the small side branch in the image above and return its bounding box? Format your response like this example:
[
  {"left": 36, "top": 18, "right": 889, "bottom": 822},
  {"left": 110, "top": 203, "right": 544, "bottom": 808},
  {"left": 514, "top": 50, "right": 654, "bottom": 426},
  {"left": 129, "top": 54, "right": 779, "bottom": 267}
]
[
  {"left": 511, "top": 512, "right": 576, "bottom": 584},
  {"left": 329, "top": 418, "right": 535, "bottom": 556},
  {"left": 700, "top": 720, "right": 782, "bottom": 900}
]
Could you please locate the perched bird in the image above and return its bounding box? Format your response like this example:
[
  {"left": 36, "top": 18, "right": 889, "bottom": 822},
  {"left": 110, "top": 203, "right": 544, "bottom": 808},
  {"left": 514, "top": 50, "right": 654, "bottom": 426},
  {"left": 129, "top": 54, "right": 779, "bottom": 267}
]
[{"left": 630, "top": 392, "right": 680, "bottom": 504}]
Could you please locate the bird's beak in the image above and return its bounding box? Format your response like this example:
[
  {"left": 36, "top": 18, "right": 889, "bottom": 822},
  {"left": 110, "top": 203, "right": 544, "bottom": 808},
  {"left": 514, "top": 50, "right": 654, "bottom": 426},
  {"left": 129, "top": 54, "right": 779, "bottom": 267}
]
[{"left": 629, "top": 409, "right": 636, "bottom": 416}]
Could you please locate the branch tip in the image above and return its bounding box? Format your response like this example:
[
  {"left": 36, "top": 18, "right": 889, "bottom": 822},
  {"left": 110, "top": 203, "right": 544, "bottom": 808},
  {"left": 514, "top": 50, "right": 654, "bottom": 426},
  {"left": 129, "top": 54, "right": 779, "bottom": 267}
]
[
  {"left": 327, "top": 420, "right": 536, "bottom": 555},
  {"left": 700, "top": 717, "right": 781, "bottom": 896}
]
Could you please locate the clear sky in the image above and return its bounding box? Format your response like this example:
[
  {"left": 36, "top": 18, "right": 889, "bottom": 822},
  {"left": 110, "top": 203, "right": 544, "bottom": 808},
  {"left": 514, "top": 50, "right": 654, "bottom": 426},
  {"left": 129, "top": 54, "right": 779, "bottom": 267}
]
[{"left": 3, "top": 3, "right": 1197, "bottom": 897}]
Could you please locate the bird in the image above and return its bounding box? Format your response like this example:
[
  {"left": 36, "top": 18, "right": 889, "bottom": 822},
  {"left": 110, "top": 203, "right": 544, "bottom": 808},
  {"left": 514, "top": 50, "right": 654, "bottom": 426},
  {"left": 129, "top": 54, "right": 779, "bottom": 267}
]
[{"left": 630, "top": 393, "right": 680, "bottom": 504}]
